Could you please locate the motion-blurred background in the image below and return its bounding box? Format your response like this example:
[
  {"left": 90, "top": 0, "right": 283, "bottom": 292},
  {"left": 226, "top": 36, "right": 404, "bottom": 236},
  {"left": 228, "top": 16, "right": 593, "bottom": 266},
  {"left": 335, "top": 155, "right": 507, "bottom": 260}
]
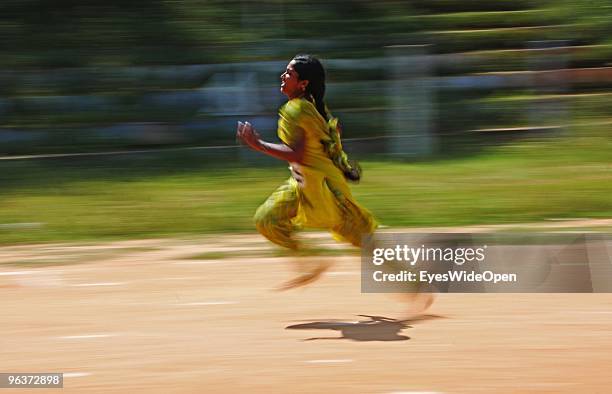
[{"left": 0, "top": 0, "right": 610, "bottom": 243}]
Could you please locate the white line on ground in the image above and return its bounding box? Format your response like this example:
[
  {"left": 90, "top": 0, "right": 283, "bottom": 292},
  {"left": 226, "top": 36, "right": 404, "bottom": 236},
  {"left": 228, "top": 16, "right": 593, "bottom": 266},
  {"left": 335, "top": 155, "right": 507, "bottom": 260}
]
[
  {"left": 304, "top": 359, "right": 353, "bottom": 364},
  {"left": 406, "top": 344, "right": 456, "bottom": 347},
  {"left": 59, "top": 334, "right": 118, "bottom": 339},
  {"left": 63, "top": 372, "right": 92, "bottom": 378},
  {"left": 176, "top": 301, "right": 238, "bottom": 306},
  {"left": 577, "top": 311, "right": 612, "bottom": 314},
  {"left": 388, "top": 392, "right": 444, "bottom": 394},
  {"left": 71, "top": 282, "right": 128, "bottom": 287},
  {"left": 0, "top": 271, "right": 35, "bottom": 276}
]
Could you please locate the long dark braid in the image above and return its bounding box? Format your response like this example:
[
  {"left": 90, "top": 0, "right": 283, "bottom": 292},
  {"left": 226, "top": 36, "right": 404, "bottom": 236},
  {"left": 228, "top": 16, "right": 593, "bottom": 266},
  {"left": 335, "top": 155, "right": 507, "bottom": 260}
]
[
  {"left": 292, "top": 54, "right": 328, "bottom": 120},
  {"left": 292, "top": 54, "right": 361, "bottom": 182}
]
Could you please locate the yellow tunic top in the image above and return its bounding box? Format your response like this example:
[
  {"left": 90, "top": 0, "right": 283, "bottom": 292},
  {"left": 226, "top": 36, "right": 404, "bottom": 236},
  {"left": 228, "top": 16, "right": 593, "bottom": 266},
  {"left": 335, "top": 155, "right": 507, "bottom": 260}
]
[{"left": 277, "top": 98, "right": 376, "bottom": 243}]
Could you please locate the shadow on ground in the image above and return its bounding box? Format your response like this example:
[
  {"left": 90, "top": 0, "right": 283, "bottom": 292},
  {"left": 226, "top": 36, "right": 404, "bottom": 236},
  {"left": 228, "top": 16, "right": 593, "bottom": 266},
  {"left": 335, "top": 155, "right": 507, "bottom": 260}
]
[{"left": 286, "top": 314, "right": 444, "bottom": 342}]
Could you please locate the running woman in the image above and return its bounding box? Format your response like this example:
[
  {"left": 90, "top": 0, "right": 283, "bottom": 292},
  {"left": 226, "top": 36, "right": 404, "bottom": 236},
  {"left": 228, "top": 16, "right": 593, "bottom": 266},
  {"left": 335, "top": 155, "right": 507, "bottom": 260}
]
[{"left": 236, "top": 54, "right": 376, "bottom": 289}]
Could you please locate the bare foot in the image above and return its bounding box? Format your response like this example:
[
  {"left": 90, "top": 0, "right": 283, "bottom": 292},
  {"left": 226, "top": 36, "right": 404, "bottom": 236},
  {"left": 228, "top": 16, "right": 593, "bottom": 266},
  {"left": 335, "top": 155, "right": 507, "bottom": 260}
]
[
  {"left": 275, "top": 262, "right": 331, "bottom": 291},
  {"left": 398, "top": 292, "right": 435, "bottom": 319}
]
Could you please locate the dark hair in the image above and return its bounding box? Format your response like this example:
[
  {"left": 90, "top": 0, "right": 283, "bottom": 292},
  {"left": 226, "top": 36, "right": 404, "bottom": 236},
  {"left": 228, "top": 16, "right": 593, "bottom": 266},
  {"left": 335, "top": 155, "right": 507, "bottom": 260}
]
[{"left": 292, "top": 54, "right": 328, "bottom": 120}]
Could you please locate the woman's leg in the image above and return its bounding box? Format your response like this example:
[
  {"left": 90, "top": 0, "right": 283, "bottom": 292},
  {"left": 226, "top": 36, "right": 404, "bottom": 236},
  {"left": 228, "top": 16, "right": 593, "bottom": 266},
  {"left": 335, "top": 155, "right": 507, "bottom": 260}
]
[
  {"left": 254, "top": 180, "right": 299, "bottom": 250},
  {"left": 331, "top": 202, "right": 434, "bottom": 316},
  {"left": 330, "top": 202, "right": 377, "bottom": 247},
  {"left": 255, "top": 180, "right": 335, "bottom": 290}
]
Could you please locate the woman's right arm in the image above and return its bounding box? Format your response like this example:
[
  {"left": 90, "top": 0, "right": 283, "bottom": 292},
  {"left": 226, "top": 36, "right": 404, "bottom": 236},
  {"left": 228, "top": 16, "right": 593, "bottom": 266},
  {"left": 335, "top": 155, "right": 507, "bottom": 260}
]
[{"left": 236, "top": 121, "right": 305, "bottom": 163}]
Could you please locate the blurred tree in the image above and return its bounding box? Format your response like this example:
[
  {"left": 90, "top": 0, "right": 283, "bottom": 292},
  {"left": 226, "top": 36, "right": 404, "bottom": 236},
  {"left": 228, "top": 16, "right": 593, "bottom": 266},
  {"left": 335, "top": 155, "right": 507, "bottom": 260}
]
[{"left": 0, "top": 0, "right": 423, "bottom": 68}]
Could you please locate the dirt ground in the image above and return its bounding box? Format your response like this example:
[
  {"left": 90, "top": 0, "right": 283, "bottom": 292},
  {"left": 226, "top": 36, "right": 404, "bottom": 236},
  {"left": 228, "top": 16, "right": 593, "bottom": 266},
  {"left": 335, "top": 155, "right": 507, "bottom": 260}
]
[{"left": 1, "top": 227, "right": 612, "bottom": 393}]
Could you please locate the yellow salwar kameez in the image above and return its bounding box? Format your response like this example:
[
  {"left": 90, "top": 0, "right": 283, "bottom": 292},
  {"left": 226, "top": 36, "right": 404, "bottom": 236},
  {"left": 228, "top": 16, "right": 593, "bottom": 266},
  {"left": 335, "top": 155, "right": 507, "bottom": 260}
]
[{"left": 254, "top": 97, "right": 376, "bottom": 249}]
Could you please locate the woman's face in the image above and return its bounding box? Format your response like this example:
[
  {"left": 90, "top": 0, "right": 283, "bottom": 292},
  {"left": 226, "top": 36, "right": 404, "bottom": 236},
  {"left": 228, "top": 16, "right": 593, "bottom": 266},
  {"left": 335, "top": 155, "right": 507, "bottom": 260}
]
[{"left": 280, "top": 60, "right": 308, "bottom": 99}]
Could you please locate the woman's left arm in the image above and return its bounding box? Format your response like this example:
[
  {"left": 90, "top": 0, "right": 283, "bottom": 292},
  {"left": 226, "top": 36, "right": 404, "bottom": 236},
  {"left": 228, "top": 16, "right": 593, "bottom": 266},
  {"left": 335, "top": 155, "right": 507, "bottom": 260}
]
[{"left": 236, "top": 121, "right": 304, "bottom": 163}]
